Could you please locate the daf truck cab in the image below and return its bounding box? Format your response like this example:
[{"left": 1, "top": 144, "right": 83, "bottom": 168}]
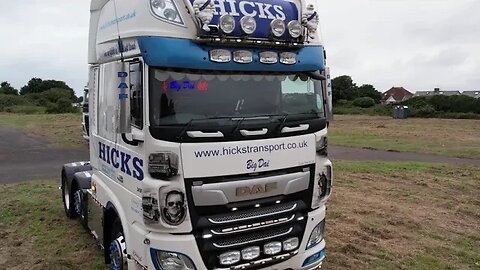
[{"left": 61, "top": 0, "right": 333, "bottom": 269}]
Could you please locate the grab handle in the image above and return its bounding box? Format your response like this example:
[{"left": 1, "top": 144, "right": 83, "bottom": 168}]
[
  {"left": 187, "top": 131, "right": 224, "bottom": 138},
  {"left": 281, "top": 124, "right": 309, "bottom": 134},
  {"left": 240, "top": 128, "right": 268, "bottom": 137}
]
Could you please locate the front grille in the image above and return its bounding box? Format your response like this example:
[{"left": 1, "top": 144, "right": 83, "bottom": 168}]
[{"left": 185, "top": 165, "right": 315, "bottom": 270}]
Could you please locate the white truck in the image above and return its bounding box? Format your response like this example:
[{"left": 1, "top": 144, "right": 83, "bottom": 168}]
[{"left": 61, "top": 0, "right": 333, "bottom": 269}]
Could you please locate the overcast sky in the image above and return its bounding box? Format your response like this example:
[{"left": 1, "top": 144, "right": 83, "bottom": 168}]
[{"left": 1, "top": 0, "right": 479, "bottom": 96}]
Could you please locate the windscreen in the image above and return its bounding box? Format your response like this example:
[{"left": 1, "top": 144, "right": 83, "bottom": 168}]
[{"left": 149, "top": 69, "right": 325, "bottom": 126}]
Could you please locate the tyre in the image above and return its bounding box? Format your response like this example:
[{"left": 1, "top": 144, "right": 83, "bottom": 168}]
[
  {"left": 62, "top": 174, "right": 77, "bottom": 219},
  {"left": 109, "top": 218, "right": 127, "bottom": 270}
]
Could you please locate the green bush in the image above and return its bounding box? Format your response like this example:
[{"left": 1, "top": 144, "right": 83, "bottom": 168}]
[
  {"left": 4, "top": 105, "right": 46, "bottom": 114},
  {"left": 0, "top": 94, "right": 30, "bottom": 111},
  {"left": 46, "top": 97, "right": 78, "bottom": 114},
  {"left": 352, "top": 97, "right": 375, "bottom": 108}
]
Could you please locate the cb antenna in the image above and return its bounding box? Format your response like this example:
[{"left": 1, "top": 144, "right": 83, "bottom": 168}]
[{"left": 112, "top": 0, "right": 125, "bottom": 62}]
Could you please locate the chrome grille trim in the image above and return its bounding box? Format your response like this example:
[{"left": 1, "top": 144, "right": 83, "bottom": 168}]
[
  {"left": 210, "top": 214, "right": 296, "bottom": 235},
  {"left": 212, "top": 227, "right": 293, "bottom": 248},
  {"left": 208, "top": 202, "right": 298, "bottom": 224}
]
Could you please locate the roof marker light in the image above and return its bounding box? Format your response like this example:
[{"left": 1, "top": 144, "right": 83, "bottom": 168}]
[
  {"left": 210, "top": 49, "right": 231, "bottom": 63},
  {"left": 288, "top": 20, "right": 302, "bottom": 38},
  {"left": 259, "top": 51, "right": 278, "bottom": 64},
  {"left": 233, "top": 51, "right": 253, "bottom": 64},
  {"left": 240, "top": 16, "right": 257, "bottom": 35},
  {"left": 270, "top": 19, "right": 286, "bottom": 37},
  {"left": 280, "top": 52, "right": 297, "bottom": 65},
  {"left": 219, "top": 15, "right": 235, "bottom": 34}
]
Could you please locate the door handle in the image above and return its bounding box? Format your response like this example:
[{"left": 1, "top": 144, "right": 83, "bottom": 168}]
[
  {"left": 187, "top": 131, "right": 224, "bottom": 138},
  {"left": 240, "top": 128, "right": 268, "bottom": 136},
  {"left": 281, "top": 124, "right": 309, "bottom": 133}
]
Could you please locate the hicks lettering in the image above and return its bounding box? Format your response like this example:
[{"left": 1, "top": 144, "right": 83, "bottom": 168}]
[
  {"left": 98, "top": 142, "right": 144, "bottom": 181},
  {"left": 212, "top": 0, "right": 286, "bottom": 20}
]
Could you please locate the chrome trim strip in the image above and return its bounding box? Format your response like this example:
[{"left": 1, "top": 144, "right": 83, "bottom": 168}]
[
  {"left": 212, "top": 227, "right": 293, "bottom": 248},
  {"left": 208, "top": 203, "right": 297, "bottom": 224},
  {"left": 210, "top": 214, "right": 296, "bottom": 235}
]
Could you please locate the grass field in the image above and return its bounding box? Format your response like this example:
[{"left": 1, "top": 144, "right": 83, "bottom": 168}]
[
  {"left": 0, "top": 113, "right": 86, "bottom": 149},
  {"left": 329, "top": 115, "right": 480, "bottom": 159},
  {"left": 1, "top": 162, "right": 478, "bottom": 269}
]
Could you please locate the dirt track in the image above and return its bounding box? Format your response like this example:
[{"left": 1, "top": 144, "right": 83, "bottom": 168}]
[{"left": 1, "top": 125, "right": 479, "bottom": 184}]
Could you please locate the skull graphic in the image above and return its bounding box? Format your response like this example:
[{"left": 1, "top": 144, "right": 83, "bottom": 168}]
[{"left": 162, "top": 191, "right": 186, "bottom": 225}]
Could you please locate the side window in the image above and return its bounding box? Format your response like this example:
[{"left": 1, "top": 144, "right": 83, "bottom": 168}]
[{"left": 130, "top": 62, "right": 143, "bottom": 128}]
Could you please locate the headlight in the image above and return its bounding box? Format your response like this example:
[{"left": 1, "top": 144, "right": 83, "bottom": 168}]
[
  {"left": 270, "top": 19, "right": 286, "bottom": 37},
  {"left": 307, "top": 220, "right": 326, "bottom": 249},
  {"left": 219, "top": 251, "right": 241, "bottom": 265},
  {"left": 148, "top": 152, "right": 179, "bottom": 179},
  {"left": 219, "top": 15, "right": 235, "bottom": 34},
  {"left": 150, "top": 0, "right": 183, "bottom": 25},
  {"left": 154, "top": 251, "right": 196, "bottom": 270},
  {"left": 264, "top": 241, "right": 282, "bottom": 255},
  {"left": 210, "top": 49, "right": 232, "bottom": 63},
  {"left": 241, "top": 246, "right": 260, "bottom": 260},
  {"left": 288, "top": 20, "right": 302, "bottom": 38},
  {"left": 282, "top": 237, "right": 299, "bottom": 251},
  {"left": 240, "top": 16, "right": 256, "bottom": 35}
]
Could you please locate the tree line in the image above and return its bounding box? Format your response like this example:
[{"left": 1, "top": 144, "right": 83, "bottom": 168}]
[
  {"left": 0, "top": 78, "right": 79, "bottom": 114},
  {"left": 331, "top": 75, "right": 382, "bottom": 108}
]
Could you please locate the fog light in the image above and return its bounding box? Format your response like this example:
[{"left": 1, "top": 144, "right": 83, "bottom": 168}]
[
  {"left": 302, "top": 249, "right": 325, "bottom": 267},
  {"left": 233, "top": 50, "right": 253, "bottom": 63},
  {"left": 241, "top": 246, "right": 260, "bottom": 260},
  {"left": 259, "top": 51, "right": 278, "bottom": 64},
  {"left": 155, "top": 251, "right": 196, "bottom": 270},
  {"left": 270, "top": 19, "right": 286, "bottom": 37},
  {"left": 264, "top": 241, "right": 282, "bottom": 255},
  {"left": 219, "top": 15, "right": 235, "bottom": 34},
  {"left": 279, "top": 52, "right": 297, "bottom": 65},
  {"left": 240, "top": 16, "right": 256, "bottom": 35},
  {"left": 210, "top": 49, "right": 231, "bottom": 63},
  {"left": 219, "top": 251, "right": 241, "bottom": 265},
  {"left": 288, "top": 20, "right": 302, "bottom": 38},
  {"left": 282, "top": 237, "right": 299, "bottom": 251}
]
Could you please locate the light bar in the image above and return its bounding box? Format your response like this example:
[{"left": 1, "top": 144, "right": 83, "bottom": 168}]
[
  {"left": 259, "top": 51, "right": 278, "bottom": 64},
  {"left": 210, "top": 49, "right": 231, "bottom": 63},
  {"left": 279, "top": 52, "right": 297, "bottom": 65},
  {"left": 233, "top": 50, "right": 253, "bottom": 64}
]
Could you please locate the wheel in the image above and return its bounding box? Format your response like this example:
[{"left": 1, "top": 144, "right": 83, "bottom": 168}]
[
  {"left": 109, "top": 218, "right": 127, "bottom": 270},
  {"left": 62, "top": 174, "right": 77, "bottom": 219}
]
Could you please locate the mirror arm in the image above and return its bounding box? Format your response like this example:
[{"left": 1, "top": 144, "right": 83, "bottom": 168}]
[{"left": 122, "top": 133, "right": 140, "bottom": 146}]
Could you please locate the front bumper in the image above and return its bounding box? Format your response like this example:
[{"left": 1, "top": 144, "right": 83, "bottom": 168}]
[{"left": 145, "top": 205, "right": 326, "bottom": 270}]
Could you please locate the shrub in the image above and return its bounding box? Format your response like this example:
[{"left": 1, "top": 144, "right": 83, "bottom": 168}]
[
  {"left": 0, "top": 94, "right": 30, "bottom": 111},
  {"left": 352, "top": 97, "right": 375, "bottom": 108},
  {"left": 46, "top": 97, "right": 78, "bottom": 114},
  {"left": 4, "top": 105, "right": 46, "bottom": 114}
]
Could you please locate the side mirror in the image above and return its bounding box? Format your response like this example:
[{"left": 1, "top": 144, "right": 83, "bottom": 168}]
[
  {"left": 115, "top": 62, "right": 132, "bottom": 134},
  {"left": 321, "top": 67, "right": 334, "bottom": 122}
]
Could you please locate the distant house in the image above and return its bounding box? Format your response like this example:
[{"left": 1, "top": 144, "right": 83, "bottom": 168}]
[
  {"left": 381, "top": 87, "right": 414, "bottom": 104},
  {"left": 462, "top": 91, "right": 480, "bottom": 99},
  {"left": 415, "top": 88, "right": 461, "bottom": 97}
]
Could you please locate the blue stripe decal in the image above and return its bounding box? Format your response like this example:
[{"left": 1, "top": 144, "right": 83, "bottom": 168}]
[{"left": 138, "top": 37, "right": 324, "bottom": 72}]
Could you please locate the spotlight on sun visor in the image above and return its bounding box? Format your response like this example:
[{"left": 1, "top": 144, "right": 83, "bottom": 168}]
[
  {"left": 270, "top": 19, "right": 286, "bottom": 37},
  {"left": 219, "top": 15, "right": 235, "bottom": 34},
  {"left": 210, "top": 49, "right": 231, "bottom": 63},
  {"left": 288, "top": 20, "right": 302, "bottom": 38},
  {"left": 240, "top": 16, "right": 257, "bottom": 35},
  {"left": 233, "top": 50, "right": 253, "bottom": 64},
  {"left": 280, "top": 52, "right": 297, "bottom": 65},
  {"left": 259, "top": 51, "right": 278, "bottom": 64}
]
